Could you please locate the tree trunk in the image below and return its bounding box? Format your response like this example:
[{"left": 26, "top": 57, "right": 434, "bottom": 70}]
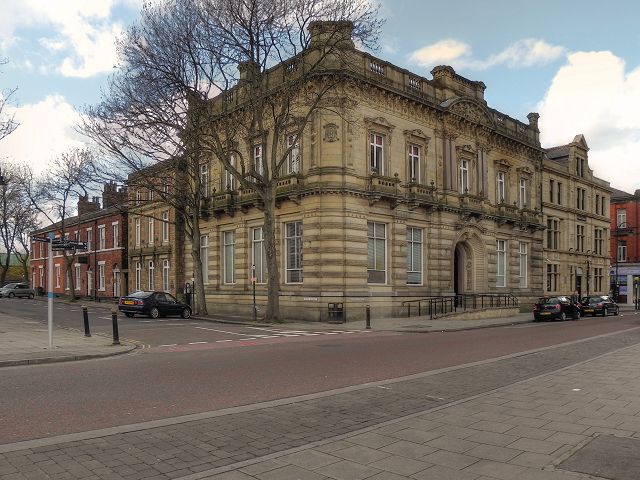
[
  {"left": 21, "top": 259, "right": 29, "bottom": 282},
  {"left": 263, "top": 188, "right": 280, "bottom": 322},
  {"left": 189, "top": 210, "right": 208, "bottom": 315},
  {"left": 0, "top": 259, "right": 9, "bottom": 285}
]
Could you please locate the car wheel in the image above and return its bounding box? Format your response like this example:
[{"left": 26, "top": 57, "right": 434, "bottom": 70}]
[
  {"left": 181, "top": 307, "right": 192, "bottom": 319},
  {"left": 28, "top": 293, "right": 34, "bottom": 299},
  {"left": 8, "top": 292, "right": 14, "bottom": 298},
  {"left": 560, "top": 312, "right": 567, "bottom": 321},
  {"left": 613, "top": 307, "right": 619, "bottom": 316},
  {"left": 124, "top": 313, "right": 134, "bottom": 318},
  {"left": 150, "top": 307, "right": 160, "bottom": 319},
  {"left": 602, "top": 307, "right": 608, "bottom": 317}
]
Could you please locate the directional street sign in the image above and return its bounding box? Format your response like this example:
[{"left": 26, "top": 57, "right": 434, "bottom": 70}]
[
  {"left": 51, "top": 240, "right": 89, "bottom": 251},
  {"left": 32, "top": 236, "right": 51, "bottom": 243}
]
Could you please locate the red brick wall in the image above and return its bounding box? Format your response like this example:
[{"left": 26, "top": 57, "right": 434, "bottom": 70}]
[
  {"left": 610, "top": 197, "right": 639, "bottom": 264},
  {"left": 30, "top": 211, "right": 128, "bottom": 298}
]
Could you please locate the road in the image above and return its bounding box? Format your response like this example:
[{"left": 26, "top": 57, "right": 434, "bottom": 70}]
[{"left": 1, "top": 297, "right": 640, "bottom": 445}]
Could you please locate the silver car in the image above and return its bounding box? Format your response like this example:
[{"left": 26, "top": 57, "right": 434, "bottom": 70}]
[{"left": 0, "top": 283, "right": 35, "bottom": 298}]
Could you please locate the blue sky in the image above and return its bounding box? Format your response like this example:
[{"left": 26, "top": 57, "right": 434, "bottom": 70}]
[{"left": 1, "top": 0, "right": 640, "bottom": 192}]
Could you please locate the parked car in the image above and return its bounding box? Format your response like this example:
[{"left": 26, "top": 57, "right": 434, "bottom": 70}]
[
  {"left": 0, "top": 283, "right": 35, "bottom": 299},
  {"left": 533, "top": 296, "right": 581, "bottom": 321},
  {"left": 580, "top": 295, "right": 619, "bottom": 316},
  {"left": 118, "top": 291, "right": 192, "bottom": 319}
]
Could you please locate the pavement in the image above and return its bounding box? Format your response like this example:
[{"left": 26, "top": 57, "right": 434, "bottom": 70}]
[
  {"left": 0, "top": 297, "right": 537, "bottom": 368},
  {"left": 1, "top": 313, "right": 640, "bottom": 479}
]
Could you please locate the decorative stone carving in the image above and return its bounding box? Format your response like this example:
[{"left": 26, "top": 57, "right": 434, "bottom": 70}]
[
  {"left": 448, "top": 100, "right": 494, "bottom": 127},
  {"left": 323, "top": 123, "right": 339, "bottom": 142}
]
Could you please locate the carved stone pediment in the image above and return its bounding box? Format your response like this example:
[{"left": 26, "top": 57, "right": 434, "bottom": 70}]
[
  {"left": 446, "top": 99, "right": 495, "bottom": 127},
  {"left": 403, "top": 129, "right": 430, "bottom": 145},
  {"left": 494, "top": 158, "right": 512, "bottom": 170},
  {"left": 456, "top": 144, "right": 476, "bottom": 157},
  {"left": 365, "top": 116, "right": 395, "bottom": 132},
  {"left": 517, "top": 166, "right": 533, "bottom": 177}
]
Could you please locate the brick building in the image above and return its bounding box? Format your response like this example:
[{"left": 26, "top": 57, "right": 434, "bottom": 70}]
[
  {"left": 610, "top": 188, "right": 640, "bottom": 304},
  {"left": 30, "top": 183, "right": 129, "bottom": 299}
]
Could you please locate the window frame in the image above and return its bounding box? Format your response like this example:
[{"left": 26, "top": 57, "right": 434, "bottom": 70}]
[
  {"left": 406, "top": 227, "right": 423, "bottom": 285},
  {"left": 407, "top": 144, "right": 421, "bottom": 183},
  {"left": 222, "top": 230, "right": 236, "bottom": 285},
  {"left": 200, "top": 235, "right": 209, "bottom": 284},
  {"left": 369, "top": 132, "right": 385, "bottom": 175},
  {"left": 252, "top": 226, "right": 266, "bottom": 284},
  {"left": 518, "top": 242, "right": 528, "bottom": 288},
  {"left": 284, "top": 221, "right": 303, "bottom": 284},
  {"left": 367, "top": 222, "right": 387, "bottom": 284},
  {"left": 496, "top": 240, "right": 506, "bottom": 288}
]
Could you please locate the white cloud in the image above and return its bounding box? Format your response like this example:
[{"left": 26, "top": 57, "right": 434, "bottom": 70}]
[
  {"left": 0, "top": 0, "right": 135, "bottom": 77},
  {"left": 0, "top": 95, "right": 84, "bottom": 174},
  {"left": 408, "top": 38, "right": 565, "bottom": 71},
  {"left": 537, "top": 51, "right": 640, "bottom": 192}
]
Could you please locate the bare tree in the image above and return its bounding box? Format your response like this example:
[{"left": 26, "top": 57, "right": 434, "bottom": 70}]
[
  {"left": 82, "top": 0, "right": 381, "bottom": 320},
  {"left": 0, "top": 58, "right": 18, "bottom": 143},
  {"left": 26, "top": 149, "right": 97, "bottom": 300}
]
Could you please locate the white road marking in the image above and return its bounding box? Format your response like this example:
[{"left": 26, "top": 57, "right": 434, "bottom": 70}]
[
  {"left": 188, "top": 342, "right": 208, "bottom": 345},
  {"left": 160, "top": 344, "right": 177, "bottom": 347},
  {"left": 98, "top": 316, "right": 112, "bottom": 320},
  {"left": 215, "top": 340, "right": 233, "bottom": 343}
]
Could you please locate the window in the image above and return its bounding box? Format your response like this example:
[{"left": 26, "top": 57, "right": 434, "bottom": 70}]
[
  {"left": 594, "top": 228, "right": 604, "bottom": 255},
  {"left": 223, "top": 230, "right": 235, "bottom": 284},
  {"left": 163, "top": 184, "right": 170, "bottom": 196},
  {"left": 136, "top": 189, "right": 141, "bottom": 205},
  {"left": 600, "top": 196, "right": 606, "bottom": 216},
  {"left": 148, "top": 261, "right": 155, "bottom": 290},
  {"left": 55, "top": 264, "right": 61, "bottom": 288},
  {"left": 618, "top": 241, "right": 627, "bottom": 262},
  {"left": 576, "top": 158, "right": 585, "bottom": 177},
  {"left": 252, "top": 227, "right": 266, "bottom": 284},
  {"left": 65, "top": 269, "right": 70, "bottom": 290},
  {"left": 162, "top": 259, "right": 170, "bottom": 292},
  {"left": 285, "top": 221, "right": 303, "bottom": 283},
  {"left": 135, "top": 218, "right": 141, "bottom": 246},
  {"left": 39, "top": 267, "right": 44, "bottom": 288},
  {"left": 496, "top": 240, "right": 506, "bottom": 287},
  {"left": 200, "top": 235, "right": 209, "bottom": 284},
  {"left": 369, "top": 133, "right": 384, "bottom": 174},
  {"left": 617, "top": 209, "right": 627, "bottom": 226},
  {"left": 556, "top": 182, "right": 562, "bottom": 205},
  {"left": 576, "top": 188, "right": 586, "bottom": 210},
  {"left": 285, "top": 134, "right": 300, "bottom": 174},
  {"left": 406, "top": 227, "right": 423, "bottom": 285},
  {"left": 459, "top": 159, "right": 469, "bottom": 194},
  {"left": 595, "top": 194, "right": 601, "bottom": 215},
  {"left": 200, "top": 162, "right": 209, "bottom": 197},
  {"left": 75, "top": 265, "right": 81, "bottom": 290},
  {"left": 224, "top": 155, "right": 237, "bottom": 190},
  {"left": 519, "top": 178, "right": 527, "bottom": 208},
  {"left": 497, "top": 172, "right": 506, "bottom": 203},
  {"left": 98, "top": 225, "right": 106, "bottom": 250},
  {"left": 86, "top": 229, "right": 93, "bottom": 251},
  {"left": 519, "top": 242, "right": 528, "bottom": 288},
  {"left": 161, "top": 211, "right": 169, "bottom": 242},
  {"left": 135, "top": 261, "right": 141, "bottom": 291},
  {"left": 148, "top": 189, "right": 154, "bottom": 202},
  {"left": 594, "top": 267, "right": 603, "bottom": 292},
  {"left": 148, "top": 217, "right": 154, "bottom": 244},
  {"left": 113, "top": 223, "right": 119, "bottom": 248},
  {"left": 253, "top": 145, "right": 263, "bottom": 175},
  {"left": 408, "top": 144, "right": 420, "bottom": 182},
  {"left": 549, "top": 179, "right": 554, "bottom": 203},
  {"left": 547, "top": 218, "right": 560, "bottom": 249},
  {"left": 367, "top": 222, "right": 386, "bottom": 284},
  {"left": 546, "top": 264, "right": 559, "bottom": 292},
  {"left": 576, "top": 224, "right": 585, "bottom": 252},
  {"left": 98, "top": 263, "right": 105, "bottom": 291}
]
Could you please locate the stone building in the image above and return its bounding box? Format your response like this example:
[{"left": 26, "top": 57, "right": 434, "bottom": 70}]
[
  {"left": 180, "top": 22, "right": 548, "bottom": 321},
  {"left": 609, "top": 188, "right": 640, "bottom": 304},
  {"left": 541, "top": 135, "right": 612, "bottom": 299},
  {"left": 30, "top": 182, "right": 128, "bottom": 299},
  {"left": 126, "top": 162, "right": 185, "bottom": 297}
]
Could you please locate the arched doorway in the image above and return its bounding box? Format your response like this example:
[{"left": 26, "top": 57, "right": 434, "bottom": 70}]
[{"left": 453, "top": 242, "right": 473, "bottom": 295}]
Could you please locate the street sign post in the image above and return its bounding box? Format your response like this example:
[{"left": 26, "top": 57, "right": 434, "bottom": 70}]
[{"left": 47, "top": 232, "right": 54, "bottom": 349}]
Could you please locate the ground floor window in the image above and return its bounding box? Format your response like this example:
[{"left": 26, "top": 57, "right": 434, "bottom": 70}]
[
  {"left": 496, "top": 240, "right": 506, "bottom": 287},
  {"left": 368, "top": 222, "right": 386, "bottom": 284},
  {"left": 162, "top": 260, "right": 170, "bottom": 292},
  {"left": 518, "top": 242, "right": 528, "bottom": 288},
  {"left": 98, "top": 264, "right": 105, "bottom": 291},
  {"left": 594, "top": 267, "right": 603, "bottom": 292},
  {"left": 135, "top": 261, "right": 141, "bottom": 291},
  {"left": 285, "top": 221, "right": 302, "bottom": 283},
  {"left": 148, "top": 261, "right": 155, "bottom": 291},
  {"left": 75, "top": 265, "right": 81, "bottom": 290},
  {"left": 252, "top": 227, "right": 266, "bottom": 284},
  {"left": 406, "top": 227, "right": 422, "bottom": 285}
]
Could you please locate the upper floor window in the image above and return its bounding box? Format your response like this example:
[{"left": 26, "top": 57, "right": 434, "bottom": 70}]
[
  {"left": 253, "top": 145, "right": 264, "bottom": 176},
  {"left": 519, "top": 178, "right": 528, "bottom": 209},
  {"left": 576, "top": 157, "right": 585, "bottom": 177},
  {"left": 459, "top": 159, "right": 469, "bottom": 194},
  {"left": 556, "top": 182, "right": 562, "bottom": 205},
  {"left": 134, "top": 218, "right": 141, "bottom": 246},
  {"left": 497, "top": 172, "right": 506, "bottom": 203},
  {"left": 369, "top": 133, "right": 384, "bottom": 174},
  {"left": 112, "top": 223, "right": 119, "bottom": 248},
  {"left": 148, "top": 217, "right": 154, "bottom": 244},
  {"left": 86, "top": 229, "right": 93, "bottom": 251},
  {"left": 549, "top": 179, "right": 554, "bottom": 203},
  {"left": 576, "top": 224, "right": 585, "bottom": 252},
  {"left": 618, "top": 241, "right": 628, "bottom": 262},
  {"left": 407, "top": 144, "right": 420, "bottom": 183},
  {"left": 284, "top": 135, "right": 300, "bottom": 175},
  {"left": 547, "top": 218, "right": 560, "bottom": 249},
  {"left": 594, "top": 228, "right": 604, "bottom": 255},
  {"left": 161, "top": 211, "right": 169, "bottom": 242},
  {"left": 136, "top": 189, "right": 141, "bottom": 205},
  {"left": 595, "top": 194, "right": 601, "bottom": 215},
  {"left": 148, "top": 189, "right": 154, "bottom": 202},
  {"left": 576, "top": 188, "right": 586, "bottom": 210},
  {"left": 98, "top": 225, "right": 106, "bottom": 250},
  {"left": 200, "top": 163, "right": 209, "bottom": 197},
  {"left": 224, "top": 155, "right": 237, "bottom": 191},
  {"left": 617, "top": 209, "right": 627, "bottom": 227}
]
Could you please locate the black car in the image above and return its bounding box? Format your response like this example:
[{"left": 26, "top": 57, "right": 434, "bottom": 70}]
[
  {"left": 118, "top": 291, "right": 192, "bottom": 319},
  {"left": 580, "top": 295, "right": 619, "bottom": 316},
  {"left": 533, "top": 296, "right": 581, "bottom": 321}
]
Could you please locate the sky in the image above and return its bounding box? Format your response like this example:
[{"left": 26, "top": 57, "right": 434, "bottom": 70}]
[{"left": 1, "top": 0, "right": 640, "bottom": 192}]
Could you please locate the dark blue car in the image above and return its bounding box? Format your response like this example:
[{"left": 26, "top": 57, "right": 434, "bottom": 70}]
[{"left": 118, "top": 291, "right": 192, "bottom": 319}]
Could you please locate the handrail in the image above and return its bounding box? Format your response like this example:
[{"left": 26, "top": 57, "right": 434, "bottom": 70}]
[{"left": 401, "top": 293, "right": 519, "bottom": 319}]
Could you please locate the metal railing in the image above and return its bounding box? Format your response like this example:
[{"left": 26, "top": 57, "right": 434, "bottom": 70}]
[{"left": 402, "top": 293, "right": 519, "bottom": 319}]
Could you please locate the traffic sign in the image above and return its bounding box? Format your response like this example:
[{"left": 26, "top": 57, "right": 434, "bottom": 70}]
[{"left": 32, "top": 236, "right": 51, "bottom": 243}]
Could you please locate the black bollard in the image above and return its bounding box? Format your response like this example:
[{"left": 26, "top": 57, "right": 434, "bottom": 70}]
[
  {"left": 365, "top": 305, "right": 371, "bottom": 330},
  {"left": 111, "top": 308, "right": 120, "bottom": 345},
  {"left": 82, "top": 305, "right": 91, "bottom": 337}
]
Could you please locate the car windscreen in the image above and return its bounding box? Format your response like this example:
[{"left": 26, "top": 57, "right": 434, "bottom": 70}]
[
  {"left": 537, "top": 298, "right": 560, "bottom": 305},
  {"left": 582, "top": 296, "right": 603, "bottom": 304},
  {"left": 128, "top": 291, "right": 153, "bottom": 298}
]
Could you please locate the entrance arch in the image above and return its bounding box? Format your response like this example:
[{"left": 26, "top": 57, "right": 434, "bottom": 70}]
[
  {"left": 454, "top": 242, "right": 473, "bottom": 295},
  {"left": 451, "top": 228, "right": 488, "bottom": 295}
]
